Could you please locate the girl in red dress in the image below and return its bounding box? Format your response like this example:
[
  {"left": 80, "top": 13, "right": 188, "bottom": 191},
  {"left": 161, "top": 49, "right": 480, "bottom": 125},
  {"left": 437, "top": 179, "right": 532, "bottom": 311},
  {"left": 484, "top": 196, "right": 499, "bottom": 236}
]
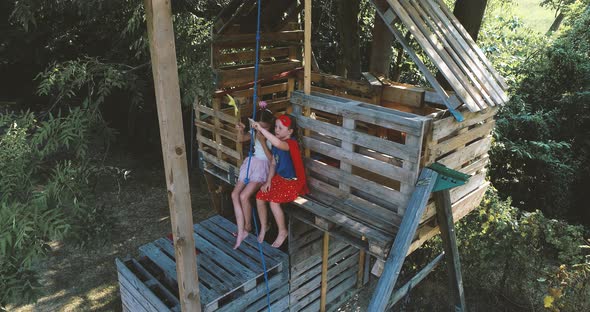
[{"left": 250, "top": 114, "right": 309, "bottom": 248}]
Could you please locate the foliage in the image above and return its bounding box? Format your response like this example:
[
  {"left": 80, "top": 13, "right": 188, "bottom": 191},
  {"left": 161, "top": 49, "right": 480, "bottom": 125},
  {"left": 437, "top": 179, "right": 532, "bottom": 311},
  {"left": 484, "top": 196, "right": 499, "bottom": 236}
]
[
  {"left": 489, "top": 6, "right": 590, "bottom": 222},
  {"left": 456, "top": 188, "right": 590, "bottom": 310}
]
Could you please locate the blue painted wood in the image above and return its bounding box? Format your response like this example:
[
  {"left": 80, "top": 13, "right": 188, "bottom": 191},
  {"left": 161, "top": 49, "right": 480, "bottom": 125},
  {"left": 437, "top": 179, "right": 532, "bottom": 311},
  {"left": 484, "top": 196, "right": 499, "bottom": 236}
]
[
  {"left": 116, "top": 258, "right": 172, "bottom": 312},
  {"left": 368, "top": 168, "right": 438, "bottom": 312}
]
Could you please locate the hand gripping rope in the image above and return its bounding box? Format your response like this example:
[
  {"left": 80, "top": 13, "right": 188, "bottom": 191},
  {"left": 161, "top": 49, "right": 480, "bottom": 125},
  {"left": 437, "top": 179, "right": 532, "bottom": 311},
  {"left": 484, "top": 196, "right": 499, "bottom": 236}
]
[{"left": 242, "top": 0, "right": 272, "bottom": 310}]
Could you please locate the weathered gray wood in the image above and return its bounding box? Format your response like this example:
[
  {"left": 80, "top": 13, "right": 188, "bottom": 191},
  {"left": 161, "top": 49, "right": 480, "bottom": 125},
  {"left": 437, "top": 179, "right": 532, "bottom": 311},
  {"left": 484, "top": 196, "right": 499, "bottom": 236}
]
[
  {"left": 126, "top": 258, "right": 180, "bottom": 307},
  {"left": 291, "top": 91, "right": 427, "bottom": 135},
  {"left": 386, "top": 252, "right": 444, "bottom": 309},
  {"left": 435, "top": 190, "right": 467, "bottom": 311},
  {"left": 297, "top": 115, "right": 420, "bottom": 161},
  {"left": 368, "top": 1, "right": 462, "bottom": 111},
  {"left": 302, "top": 136, "right": 414, "bottom": 183},
  {"left": 117, "top": 258, "right": 171, "bottom": 312},
  {"left": 368, "top": 168, "right": 438, "bottom": 311},
  {"left": 144, "top": 1, "right": 200, "bottom": 310},
  {"left": 437, "top": 136, "right": 492, "bottom": 169}
]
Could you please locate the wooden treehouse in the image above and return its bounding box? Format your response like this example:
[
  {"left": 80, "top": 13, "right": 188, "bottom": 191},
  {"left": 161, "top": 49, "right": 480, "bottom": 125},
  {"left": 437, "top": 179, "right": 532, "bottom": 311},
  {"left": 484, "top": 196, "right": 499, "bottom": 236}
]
[{"left": 117, "top": 0, "right": 509, "bottom": 311}]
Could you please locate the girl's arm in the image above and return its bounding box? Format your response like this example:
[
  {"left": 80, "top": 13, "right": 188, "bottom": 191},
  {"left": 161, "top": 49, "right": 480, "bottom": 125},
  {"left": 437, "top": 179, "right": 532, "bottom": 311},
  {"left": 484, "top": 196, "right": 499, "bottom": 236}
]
[
  {"left": 252, "top": 121, "right": 289, "bottom": 151},
  {"left": 236, "top": 122, "right": 251, "bottom": 143},
  {"left": 257, "top": 132, "right": 273, "bottom": 161},
  {"left": 261, "top": 158, "right": 276, "bottom": 192}
]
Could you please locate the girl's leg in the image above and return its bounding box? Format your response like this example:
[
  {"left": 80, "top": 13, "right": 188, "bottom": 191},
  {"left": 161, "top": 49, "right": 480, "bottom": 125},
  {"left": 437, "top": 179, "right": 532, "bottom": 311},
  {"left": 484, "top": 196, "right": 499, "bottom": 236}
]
[
  {"left": 269, "top": 202, "right": 288, "bottom": 248},
  {"left": 239, "top": 182, "right": 262, "bottom": 233},
  {"left": 256, "top": 199, "right": 269, "bottom": 243},
  {"left": 234, "top": 182, "right": 262, "bottom": 249},
  {"left": 231, "top": 181, "right": 246, "bottom": 246}
]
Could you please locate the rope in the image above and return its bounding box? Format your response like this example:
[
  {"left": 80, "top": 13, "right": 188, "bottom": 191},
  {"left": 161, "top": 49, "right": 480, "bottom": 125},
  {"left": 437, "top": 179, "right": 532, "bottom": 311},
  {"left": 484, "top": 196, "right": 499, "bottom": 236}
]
[{"left": 242, "top": 1, "right": 272, "bottom": 310}]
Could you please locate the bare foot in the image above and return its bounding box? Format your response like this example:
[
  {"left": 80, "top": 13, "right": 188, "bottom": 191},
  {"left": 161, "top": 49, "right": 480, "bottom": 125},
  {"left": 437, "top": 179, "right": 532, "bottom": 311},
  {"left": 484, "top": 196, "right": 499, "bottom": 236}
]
[
  {"left": 271, "top": 230, "right": 288, "bottom": 248},
  {"left": 233, "top": 230, "right": 248, "bottom": 249},
  {"left": 257, "top": 228, "right": 267, "bottom": 243}
]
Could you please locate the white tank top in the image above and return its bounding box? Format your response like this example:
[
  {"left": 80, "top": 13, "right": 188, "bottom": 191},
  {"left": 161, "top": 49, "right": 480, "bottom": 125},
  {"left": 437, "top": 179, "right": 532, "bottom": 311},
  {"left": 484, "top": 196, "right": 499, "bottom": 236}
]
[{"left": 253, "top": 139, "right": 272, "bottom": 160}]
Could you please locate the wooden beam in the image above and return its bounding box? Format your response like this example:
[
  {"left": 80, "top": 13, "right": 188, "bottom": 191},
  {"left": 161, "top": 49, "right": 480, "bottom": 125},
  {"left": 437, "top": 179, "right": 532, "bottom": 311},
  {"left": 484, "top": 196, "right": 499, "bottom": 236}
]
[
  {"left": 144, "top": 1, "right": 201, "bottom": 311},
  {"left": 368, "top": 168, "right": 437, "bottom": 311},
  {"left": 304, "top": 0, "right": 312, "bottom": 95},
  {"left": 435, "top": 190, "right": 467, "bottom": 311},
  {"left": 320, "top": 232, "right": 330, "bottom": 312}
]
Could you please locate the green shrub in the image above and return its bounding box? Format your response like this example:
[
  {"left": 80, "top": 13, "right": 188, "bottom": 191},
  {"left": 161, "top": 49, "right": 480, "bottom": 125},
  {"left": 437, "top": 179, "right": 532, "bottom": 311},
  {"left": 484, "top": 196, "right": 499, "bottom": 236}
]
[{"left": 456, "top": 188, "right": 590, "bottom": 310}]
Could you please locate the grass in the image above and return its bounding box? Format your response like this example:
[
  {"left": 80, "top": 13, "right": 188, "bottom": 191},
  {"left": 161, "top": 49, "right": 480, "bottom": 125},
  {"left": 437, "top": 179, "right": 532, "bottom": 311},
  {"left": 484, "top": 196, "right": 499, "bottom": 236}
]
[{"left": 512, "top": 0, "right": 555, "bottom": 33}]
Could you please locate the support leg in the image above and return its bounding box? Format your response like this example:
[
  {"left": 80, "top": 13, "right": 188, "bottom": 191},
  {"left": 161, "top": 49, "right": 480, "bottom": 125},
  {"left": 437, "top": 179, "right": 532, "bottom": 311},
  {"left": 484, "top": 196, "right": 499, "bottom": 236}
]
[{"left": 435, "top": 189, "right": 467, "bottom": 312}]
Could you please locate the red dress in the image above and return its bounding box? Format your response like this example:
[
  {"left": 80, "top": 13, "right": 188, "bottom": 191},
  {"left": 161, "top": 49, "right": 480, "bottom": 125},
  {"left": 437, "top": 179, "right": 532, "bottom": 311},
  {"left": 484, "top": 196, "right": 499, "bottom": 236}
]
[{"left": 256, "top": 139, "right": 309, "bottom": 203}]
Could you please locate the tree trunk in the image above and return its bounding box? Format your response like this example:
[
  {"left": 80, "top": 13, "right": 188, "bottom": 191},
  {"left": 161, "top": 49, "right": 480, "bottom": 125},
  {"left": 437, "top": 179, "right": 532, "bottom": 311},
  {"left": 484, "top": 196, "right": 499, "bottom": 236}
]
[
  {"left": 369, "top": 0, "right": 394, "bottom": 78},
  {"left": 336, "top": 0, "right": 362, "bottom": 80},
  {"left": 547, "top": 12, "right": 564, "bottom": 34},
  {"left": 437, "top": 0, "right": 488, "bottom": 89}
]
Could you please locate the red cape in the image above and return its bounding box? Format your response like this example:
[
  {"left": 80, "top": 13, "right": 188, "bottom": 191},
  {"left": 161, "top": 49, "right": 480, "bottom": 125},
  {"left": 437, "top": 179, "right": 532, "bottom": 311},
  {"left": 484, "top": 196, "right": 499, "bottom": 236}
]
[{"left": 287, "top": 139, "right": 309, "bottom": 196}]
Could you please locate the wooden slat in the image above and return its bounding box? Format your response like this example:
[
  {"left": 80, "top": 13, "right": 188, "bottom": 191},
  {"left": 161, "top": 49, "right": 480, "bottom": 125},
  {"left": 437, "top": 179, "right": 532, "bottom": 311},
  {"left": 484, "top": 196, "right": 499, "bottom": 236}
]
[
  {"left": 421, "top": 0, "right": 508, "bottom": 103},
  {"left": 432, "top": 107, "right": 497, "bottom": 141},
  {"left": 434, "top": 0, "right": 509, "bottom": 90},
  {"left": 397, "top": 0, "right": 486, "bottom": 110},
  {"left": 381, "top": 84, "right": 425, "bottom": 108},
  {"left": 305, "top": 159, "right": 408, "bottom": 209},
  {"left": 217, "top": 47, "right": 292, "bottom": 65},
  {"left": 410, "top": 0, "right": 500, "bottom": 106},
  {"left": 297, "top": 115, "right": 420, "bottom": 161},
  {"left": 437, "top": 136, "right": 492, "bottom": 169},
  {"left": 213, "top": 30, "right": 304, "bottom": 47},
  {"left": 195, "top": 120, "right": 237, "bottom": 141},
  {"left": 197, "top": 135, "right": 241, "bottom": 160},
  {"left": 224, "top": 81, "right": 289, "bottom": 98},
  {"left": 117, "top": 259, "right": 172, "bottom": 312},
  {"left": 216, "top": 60, "right": 302, "bottom": 88},
  {"left": 302, "top": 136, "right": 414, "bottom": 183},
  {"left": 291, "top": 91, "right": 427, "bottom": 136},
  {"left": 430, "top": 120, "right": 494, "bottom": 157},
  {"left": 368, "top": 168, "right": 437, "bottom": 311}
]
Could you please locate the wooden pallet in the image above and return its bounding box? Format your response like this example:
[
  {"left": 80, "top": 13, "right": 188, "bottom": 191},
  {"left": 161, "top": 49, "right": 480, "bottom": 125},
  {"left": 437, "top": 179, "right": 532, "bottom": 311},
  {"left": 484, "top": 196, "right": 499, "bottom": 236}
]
[
  {"left": 288, "top": 218, "right": 363, "bottom": 312},
  {"left": 117, "top": 215, "right": 289, "bottom": 312}
]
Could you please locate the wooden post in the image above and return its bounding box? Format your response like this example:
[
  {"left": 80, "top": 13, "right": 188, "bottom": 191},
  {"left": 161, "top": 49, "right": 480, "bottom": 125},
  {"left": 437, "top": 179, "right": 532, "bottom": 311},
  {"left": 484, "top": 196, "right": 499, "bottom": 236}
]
[
  {"left": 368, "top": 168, "right": 437, "bottom": 312},
  {"left": 144, "top": 1, "right": 201, "bottom": 311},
  {"left": 304, "top": 0, "right": 312, "bottom": 95},
  {"left": 320, "top": 232, "right": 330, "bottom": 312},
  {"left": 435, "top": 189, "right": 467, "bottom": 311}
]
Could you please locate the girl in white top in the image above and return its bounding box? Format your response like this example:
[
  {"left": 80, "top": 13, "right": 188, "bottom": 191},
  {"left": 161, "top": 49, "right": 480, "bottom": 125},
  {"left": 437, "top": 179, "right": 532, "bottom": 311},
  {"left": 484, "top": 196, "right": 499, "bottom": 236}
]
[{"left": 232, "top": 108, "right": 274, "bottom": 249}]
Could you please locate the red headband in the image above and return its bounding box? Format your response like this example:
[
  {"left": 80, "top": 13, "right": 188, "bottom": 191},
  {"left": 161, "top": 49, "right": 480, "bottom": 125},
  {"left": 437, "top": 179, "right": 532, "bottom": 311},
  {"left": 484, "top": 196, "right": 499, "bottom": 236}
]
[{"left": 278, "top": 115, "right": 291, "bottom": 128}]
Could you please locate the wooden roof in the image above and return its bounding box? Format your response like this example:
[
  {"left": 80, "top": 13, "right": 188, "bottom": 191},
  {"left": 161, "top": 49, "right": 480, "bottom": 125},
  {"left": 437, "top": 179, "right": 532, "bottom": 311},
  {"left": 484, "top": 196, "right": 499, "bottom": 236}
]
[{"left": 373, "top": 0, "right": 509, "bottom": 113}]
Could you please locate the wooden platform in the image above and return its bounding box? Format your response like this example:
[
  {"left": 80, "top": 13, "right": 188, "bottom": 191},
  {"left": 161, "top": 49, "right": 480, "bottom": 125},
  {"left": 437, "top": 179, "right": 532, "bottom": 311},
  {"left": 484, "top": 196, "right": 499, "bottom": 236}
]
[{"left": 116, "top": 215, "right": 289, "bottom": 312}]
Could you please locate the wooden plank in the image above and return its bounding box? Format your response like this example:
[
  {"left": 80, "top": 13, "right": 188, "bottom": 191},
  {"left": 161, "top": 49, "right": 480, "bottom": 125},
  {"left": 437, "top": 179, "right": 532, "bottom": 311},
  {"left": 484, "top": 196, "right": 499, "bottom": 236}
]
[
  {"left": 432, "top": 107, "right": 497, "bottom": 141},
  {"left": 368, "top": 168, "right": 438, "bottom": 311},
  {"left": 369, "top": 2, "right": 461, "bottom": 110},
  {"left": 307, "top": 177, "right": 400, "bottom": 231},
  {"left": 435, "top": 190, "right": 467, "bottom": 311},
  {"left": 304, "top": 0, "right": 312, "bottom": 95},
  {"left": 320, "top": 233, "right": 330, "bottom": 312},
  {"left": 421, "top": 0, "right": 508, "bottom": 104},
  {"left": 397, "top": 0, "right": 486, "bottom": 111},
  {"left": 292, "top": 197, "right": 392, "bottom": 244},
  {"left": 216, "top": 60, "right": 301, "bottom": 88},
  {"left": 144, "top": 1, "right": 200, "bottom": 310},
  {"left": 305, "top": 159, "right": 408, "bottom": 209},
  {"left": 408, "top": 182, "right": 489, "bottom": 255},
  {"left": 291, "top": 91, "right": 426, "bottom": 135},
  {"left": 381, "top": 84, "right": 424, "bottom": 108},
  {"left": 303, "top": 136, "right": 414, "bottom": 183},
  {"left": 297, "top": 115, "right": 420, "bottom": 161},
  {"left": 217, "top": 46, "right": 290, "bottom": 66},
  {"left": 197, "top": 135, "right": 241, "bottom": 160},
  {"left": 117, "top": 259, "right": 171, "bottom": 312},
  {"left": 296, "top": 71, "right": 375, "bottom": 95},
  {"left": 126, "top": 258, "right": 180, "bottom": 307},
  {"left": 386, "top": 253, "right": 444, "bottom": 309},
  {"left": 437, "top": 136, "right": 492, "bottom": 170},
  {"left": 430, "top": 120, "right": 494, "bottom": 158},
  {"left": 434, "top": 0, "right": 509, "bottom": 91},
  {"left": 195, "top": 120, "right": 237, "bottom": 141},
  {"left": 197, "top": 105, "right": 238, "bottom": 125},
  {"left": 411, "top": 0, "right": 500, "bottom": 107},
  {"left": 213, "top": 30, "right": 304, "bottom": 47},
  {"left": 200, "top": 150, "right": 238, "bottom": 173}
]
